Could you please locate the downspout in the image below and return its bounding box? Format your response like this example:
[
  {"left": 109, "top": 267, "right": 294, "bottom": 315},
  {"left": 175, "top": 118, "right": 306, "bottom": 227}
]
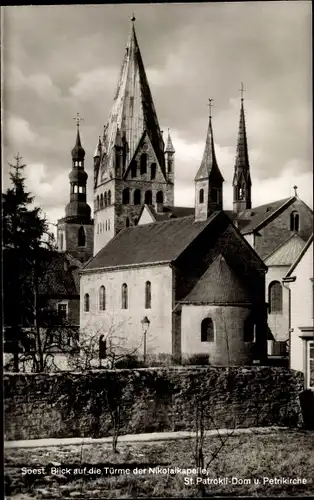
[{"left": 282, "top": 277, "right": 296, "bottom": 370}]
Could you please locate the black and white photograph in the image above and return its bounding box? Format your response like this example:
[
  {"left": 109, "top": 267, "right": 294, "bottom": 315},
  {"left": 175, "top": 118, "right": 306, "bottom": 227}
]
[{"left": 2, "top": 2, "right": 314, "bottom": 498}]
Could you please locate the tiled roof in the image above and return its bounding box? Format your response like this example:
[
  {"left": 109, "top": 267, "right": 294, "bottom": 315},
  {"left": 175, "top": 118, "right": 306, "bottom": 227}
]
[
  {"left": 38, "top": 252, "right": 81, "bottom": 297},
  {"left": 236, "top": 197, "right": 294, "bottom": 234},
  {"left": 147, "top": 205, "right": 195, "bottom": 221},
  {"left": 284, "top": 233, "right": 313, "bottom": 278},
  {"left": 264, "top": 233, "right": 306, "bottom": 266},
  {"left": 83, "top": 212, "right": 220, "bottom": 270},
  {"left": 183, "top": 254, "right": 251, "bottom": 304}
]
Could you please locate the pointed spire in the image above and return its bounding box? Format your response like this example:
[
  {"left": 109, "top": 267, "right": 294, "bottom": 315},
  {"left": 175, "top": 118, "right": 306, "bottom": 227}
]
[
  {"left": 194, "top": 100, "right": 223, "bottom": 182},
  {"left": 71, "top": 114, "right": 85, "bottom": 160},
  {"left": 96, "top": 16, "right": 165, "bottom": 178},
  {"left": 94, "top": 136, "right": 102, "bottom": 158},
  {"left": 235, "top": 86, "right": 249, "bottom": 171},
  {"left": 165, "top": 129, "right": 175, "bottom": 153}
]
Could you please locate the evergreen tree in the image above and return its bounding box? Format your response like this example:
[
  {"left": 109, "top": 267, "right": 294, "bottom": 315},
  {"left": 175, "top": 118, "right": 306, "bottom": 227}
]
[{"left": 3, "top": 153, "right": 54, "bottom": 371}]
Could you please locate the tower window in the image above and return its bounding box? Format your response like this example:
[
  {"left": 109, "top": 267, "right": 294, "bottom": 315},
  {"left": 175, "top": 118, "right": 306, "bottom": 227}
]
[
  {"left": 156, "top": 191, "right": 163, "bottom": 204},
  {"left": 134, "top": 189, "right": 141, "bottom": 205},
  {"left": 78, "top": 226, "right": 86, "bottom": 247},
  {"left": 122, "top": 188, "right": 130, "bottom": 205},
  {"left": 238, "top": 187, "right": 244, "bottom": 200},
  {"left": 122, "top": 283, "right": 128, "bottom": 309},
  {"left": 145, "top": 190, "right": 152, "bottom": 205},
  {"left": 167, "top": 159, "right": 172, "bottom": 174},
  {"left": 126, "top": 217, "right": 130, "bottom": 227},
  {"left": 290, "top": 211, "right": 300, "bottom": 232},
  {"left": 199, "top": 189, "right": 204, "bottom": 204},
  {"left": 58, "top": 303, "right": 68, "bottom": 321},
  {"left": 269, "top": 281, "right": 283, "bottom": 313},
  {"left": 100, "top": 194, "right": 103, "bottom": 209},
  {"left": 244, "top": 314, "right": 255, "bottom": 342},
  {"left": 104, "top": 192, "right": 108, "bottom": 207},
  {"left": 131, "top": 160, "right": 137, "bottom": 178},
  {"left": 79, "top": 186, "right": 83, "bottom": 194},
  {"left": 108, "top": 219, "right": 110, "bottom": 230},
  {"left": 97, "top": 195, "right": 100, "bottom": 210},
  {"left": 140, "top": 153, "right": 147, "bottom": 174},
  {"left": 106, "top": 220, "right": 108, "bottom": 231},
  {"left": 74, "top": 185, "right": 78, "bottom": 194},
  {"left": 201, "top": 318, "right": 214, "bottom": 342},
  {"left": 108, "top": 190, "right": 111, "bottom": 206},
  {"left": 145, "top": 281, "right": 151, "bottom": 309},
  {"left": 99, "top": 286, "right": 106, "bottom": 311},
  {"left": 84, "top": 293, "right": 90, "bottom": 312},
  {"left": 59, "top": 232, "right": 64, "bottom": 251},
  {"left": 151, "top": 163, "right": 156, "bottom": 180}
]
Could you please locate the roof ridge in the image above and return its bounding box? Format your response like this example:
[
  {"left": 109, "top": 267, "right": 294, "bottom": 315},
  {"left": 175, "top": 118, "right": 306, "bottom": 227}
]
[
  {"left": 264, "top": 232, "right": 305, "bottom": 262},
  {"left": 285, "top": 233, "right": 313, "bottom": 278}
]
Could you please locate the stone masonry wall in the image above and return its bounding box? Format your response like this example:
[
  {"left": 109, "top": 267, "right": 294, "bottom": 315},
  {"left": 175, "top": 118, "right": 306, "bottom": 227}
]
[{"left": 4, "top": 366, "right": 304, "bottom": 441}]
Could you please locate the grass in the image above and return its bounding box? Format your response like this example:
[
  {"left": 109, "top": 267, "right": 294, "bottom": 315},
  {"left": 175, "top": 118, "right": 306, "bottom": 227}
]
[{"left": 4, "top": 429, "right": 314, "bottom": 498}]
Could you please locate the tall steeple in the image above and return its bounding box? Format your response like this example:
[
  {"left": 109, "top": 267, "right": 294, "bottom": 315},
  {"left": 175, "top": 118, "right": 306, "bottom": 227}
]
[
  {"left": 57, "top": 114, "right": 93, "bottom": 262},
  {"left": 233, "top": 83, "right": 252, "bottom": 213},
  {"left": 195, "top": 99, "right": 224, "bottom": 222},
  {"left": 165, "top": 128, "right": 175, "bottom": 184},
  {"left": 93, "top": 16, "right": 174, "bottom": 255}
]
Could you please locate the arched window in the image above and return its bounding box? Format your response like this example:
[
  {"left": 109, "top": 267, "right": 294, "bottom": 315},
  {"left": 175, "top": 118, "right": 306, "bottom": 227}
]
[
  {"left": 126, "top": 217, "right": 130, "bottom": 227},
  {"left": 99, "top": 286, "right": 106, "bottom": 311},
  {"left": 244, "top": 314, "right": 255, "bottom": 342},
  {"left": 134, "top": 189, "right": 141, "bottom": 205},
  {"left": 84, "top": 293, "right": 90, "bottom": 312},
  {"left": 108, "top": 190, "right": 111, "bottom": 206},
  {"left": 74, "top": 185, "right": 78, "bottom": 194},
  {"left": 151, "top": 163, "right": 156, "bottom": 180},
  {"left": 167, "top": 159, "right": 172, "bottom": 174},
  {"left": 269, "top": 281, "right": 283, "bottom": 313},
  {"left": 108, "top": 219, "right": 110, "bottom": 230},
  {"left": 290, "top": 211, "right": 300, "bottom": 232},
  {"left": 122, "top": 188, "right": 130, "bottom": 205},
  {"left": 78, "top": 226, "right": 86, "bottom": 246},
  {"left": 97, "top": 195, "right": 100, "bottom": 210},
  {"left": 140, "top": 153, "right": 147, "bottom": 174},
  {"left": 145, "top": 190, "right": 152, "bottom": 205},
  {"left": 106, "top": 220, "right": 108, "bottom": 231},
  {"left": 100, "top": 194, "right": 103, "bottom": 208},
  {"left": 59, "top": 232, "right": 64, "bottom": 251},
  {"left": 145, "top": 281, "right": 151, "bottom": 309},
  {"left": 104, "top": 192, "right": 108, "bottom": 207},
  {"left": 156, "top": 191, "right": 164, "bottom": 203},
  {"left": 122, "top": 283, "right": 128, "bottom": 309},
  {"left": 131, "top": 160, "right": 137, "bottom": 178},
  {"left": 238, "top": 187, "right": 244, "bottom": 200},
  {"left": 201, "top": 318, "right": 214, "bottom": 342},
  {"left": 199, "top": 189, "right": 204, "bottom": 204}
]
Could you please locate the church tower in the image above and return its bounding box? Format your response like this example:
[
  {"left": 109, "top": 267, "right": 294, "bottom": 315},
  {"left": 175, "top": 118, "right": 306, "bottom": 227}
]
[
  {"left": 93, "top": 16, "right": 174, "bottom": 255},
  {"left": 194, "top": 100, "right": 224, "bottom": 222},
  {"left": 232, "top": 84, "right": 252, "bottom": 213},
  {"left": 57, "top": 114, "right": 93, "bottom": 262}
]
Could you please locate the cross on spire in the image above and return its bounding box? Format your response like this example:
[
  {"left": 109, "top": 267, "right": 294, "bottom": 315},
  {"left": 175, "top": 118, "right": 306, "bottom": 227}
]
[
  {"left": 131, "top": 13, "right": 136, "bottom": 22},
  {"left": 293, "top": 185, "right": 298, "bottom": 197},
  {"left": 73, "top": 112, "right": 84, "bottom": 128},
  {"left": 239, "top": 82, "right": 246, "bottom": 101},
  {"left": 208, "top": 98, "right": 214, "bottom": 118}
]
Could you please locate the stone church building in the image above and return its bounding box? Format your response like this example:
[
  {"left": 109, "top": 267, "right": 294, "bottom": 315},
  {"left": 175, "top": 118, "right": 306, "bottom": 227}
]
[{"left": 63, "top": 18, "right": 311, "bottom": 366}]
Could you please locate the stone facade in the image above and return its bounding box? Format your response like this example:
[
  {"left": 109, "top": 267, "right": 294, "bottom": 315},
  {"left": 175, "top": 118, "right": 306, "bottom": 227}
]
[
  {"left": 80, "top": 264, "right": 173, "bottom": 359},
  {"left": 57, "top": 220, "right": 93, "bottom": 263},
  {"left": 4, "top": 367, "right": 304, "bottom": 441},
  {"left": 93, "top": 134, "right": 174, "bottom": 255},
  {"left": 253, "top": 199, "right": 313, "bottom": 260}
]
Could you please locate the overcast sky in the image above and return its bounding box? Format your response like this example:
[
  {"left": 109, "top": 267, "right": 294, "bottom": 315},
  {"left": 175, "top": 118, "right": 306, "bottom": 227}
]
[{"left": 2, "top": 2, "right": 312, "bottom": 232}]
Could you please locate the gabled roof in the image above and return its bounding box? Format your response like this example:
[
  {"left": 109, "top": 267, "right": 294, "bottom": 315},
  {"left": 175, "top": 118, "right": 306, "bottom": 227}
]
[
  {"left": 284, "top": 233, "right": 313, "bottom": 278},
  {"left": 264, "top": 233, "right": 306, "bottom": 267},
  {"left": 237, "top": 197, "right": 294, "bottom": 234},
  {"left": 183, "top": 254, "right": 251, "bottom": 305},
  {"left": 98, "top": 19, "right": 165, "bottom": 180},
  {"left": 83, "top": 212, "right": 221, "bottom": 270},
  {"left": 138, "top": 204, "right": 194, "bottom": 223},
  {"left": 194, "top": 115, "right": 224, "bottom": 183}
]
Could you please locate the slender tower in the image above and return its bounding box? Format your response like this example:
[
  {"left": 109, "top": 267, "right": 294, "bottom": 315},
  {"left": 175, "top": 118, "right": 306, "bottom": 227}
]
[
  {"left": 232, "top": 83, "right": 252, "bottom": 213},
  {"left": 93, "top": 16, "right": 174, "bottom": 255},
  {"left": 57, "top": 113, "right": 93, "bottom": 262},
  {"left": 194, "top": 99, "right": 224, "bottom": 222}
]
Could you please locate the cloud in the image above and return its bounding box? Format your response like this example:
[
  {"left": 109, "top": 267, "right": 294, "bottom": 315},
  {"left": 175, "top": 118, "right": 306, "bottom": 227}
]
[
  {"left": 6, "top": 66, "right": 61, "bottom": 100},
  {"left": 69, "top": 66, "right": 119, "bottom": 100},
  {"left": 5, "top": 114, "right": 37, "bottom": 145}
]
